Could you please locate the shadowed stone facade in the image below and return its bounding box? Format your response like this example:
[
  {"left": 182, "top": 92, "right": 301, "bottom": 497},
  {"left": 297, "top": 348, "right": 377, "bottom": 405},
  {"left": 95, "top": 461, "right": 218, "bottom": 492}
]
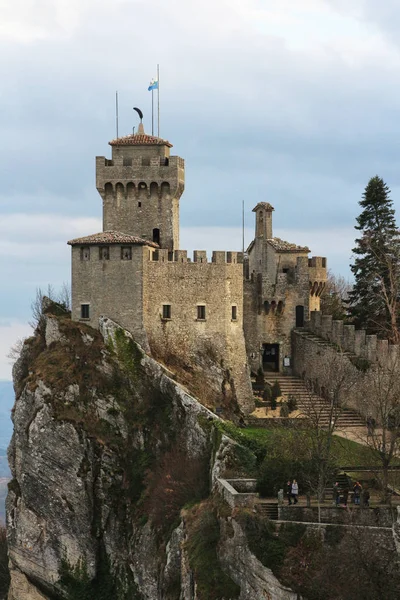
[
  {"left": 69, "top": 125, "right": 327, "bottom": 414},
  {"left": 244, "top": 202, "right": 327, "bottom": 374}
]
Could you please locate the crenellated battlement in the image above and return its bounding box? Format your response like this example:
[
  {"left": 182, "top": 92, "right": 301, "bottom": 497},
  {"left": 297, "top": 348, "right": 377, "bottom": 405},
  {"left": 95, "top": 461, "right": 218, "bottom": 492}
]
[
  {"left": 96, "top": 155, "right": 185, "bottom": 170},
  {"left": 96, "top": 155, "right": 184, "bottom": 197},
  {"left": 305, "top": 311, "right": 399, "bottom": 364},
  {"left": 308, "top": 256, "right": 327, "bottom": 269},
  {"left": 150, "top": 249, "right": 244, "bottom": 265}
]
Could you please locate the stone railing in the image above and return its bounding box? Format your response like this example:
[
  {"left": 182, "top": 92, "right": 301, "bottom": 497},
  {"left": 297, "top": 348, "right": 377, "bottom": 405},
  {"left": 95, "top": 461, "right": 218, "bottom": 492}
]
[
  {"left": 305, "top": 311, "right": 399, "bottom": 364},
  {"left": 217, "top": 478, "right": 257, "bottom": 508}
]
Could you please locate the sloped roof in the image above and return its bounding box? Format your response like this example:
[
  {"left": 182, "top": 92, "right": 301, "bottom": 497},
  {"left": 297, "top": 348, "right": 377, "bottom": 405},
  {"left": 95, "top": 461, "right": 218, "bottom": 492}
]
[
  {"left": 267, "top": 237, "right": 310, "bottom": 253},
  {"left": 252, "top": 202, "right": 275, "bottom": 212},
  {"left": 67, "top": 231, "right": 159, "bottom": 248},
  {"left": 109, "top": 133, "right": 173, "bottom": 148}
]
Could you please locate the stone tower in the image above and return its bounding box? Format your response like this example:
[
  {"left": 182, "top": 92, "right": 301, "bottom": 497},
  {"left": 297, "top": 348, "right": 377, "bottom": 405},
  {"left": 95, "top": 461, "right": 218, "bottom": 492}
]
[{"left": 95, "top": 123, "right": 185, "bottom": 251}]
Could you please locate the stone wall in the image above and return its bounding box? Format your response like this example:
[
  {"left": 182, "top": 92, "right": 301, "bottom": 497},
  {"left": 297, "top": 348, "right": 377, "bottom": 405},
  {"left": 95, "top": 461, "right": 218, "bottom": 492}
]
[
  {"left": 279, "top": 505, "right": 398, "bottom": 527},
  {"left": 244, "top": 256, "right": 313, "bottom": 374},
  {"left": 305, "top": 310, "right": 400, "bottom": 365},
  {"left": 217, "top": 478, "right": 257, "bottom": 508},
  {"left": 291, "top": 328, "right": 362, "bottom": 413},
  {"left": 71, "top": 244, "right": 253, "bottom": 414},
  {"left": 144, "top": 249, "right": 253, "bottom": 414},
  {"left": 71, "top": 243, "right": 150, "bottom": 350}
]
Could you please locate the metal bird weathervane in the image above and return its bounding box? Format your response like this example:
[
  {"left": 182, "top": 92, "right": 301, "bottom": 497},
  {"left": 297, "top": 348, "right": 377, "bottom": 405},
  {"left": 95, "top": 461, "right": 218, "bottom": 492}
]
[{"left": 133, "top": 107, "right": 144, "bottom": 122}]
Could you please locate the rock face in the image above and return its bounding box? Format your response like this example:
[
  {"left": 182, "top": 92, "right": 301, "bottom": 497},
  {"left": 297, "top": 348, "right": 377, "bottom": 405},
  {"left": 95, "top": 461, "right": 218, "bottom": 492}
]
[
  {"left": 7, "top": 310, "right": 294, "bottom": 600},
  {"left": 7, "top": 308, "right": 400, "bottom": 600}
]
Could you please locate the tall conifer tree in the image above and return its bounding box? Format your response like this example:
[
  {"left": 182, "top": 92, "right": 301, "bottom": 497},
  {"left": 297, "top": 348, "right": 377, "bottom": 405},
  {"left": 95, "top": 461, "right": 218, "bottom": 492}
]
[{"left": 349, "top": 176, "right": 400, "bottom": 342}]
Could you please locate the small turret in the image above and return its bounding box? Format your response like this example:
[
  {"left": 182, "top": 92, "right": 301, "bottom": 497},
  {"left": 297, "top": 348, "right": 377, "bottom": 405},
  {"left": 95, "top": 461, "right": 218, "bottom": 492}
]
[{"left": 253, "top": 202, "right": 274, "bottom": 239}]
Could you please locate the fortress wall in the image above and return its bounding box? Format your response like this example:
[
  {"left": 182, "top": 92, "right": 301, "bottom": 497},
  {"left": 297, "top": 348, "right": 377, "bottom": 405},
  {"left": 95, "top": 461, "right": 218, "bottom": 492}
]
[
  {"left": 143, "top": 252, "right": 253, "bottom": 414},
  {"left": 70, "top": 244, "right": 149, "bottom": 350},
  {"left": 291, "top": 329, "right": 361, "bottom": 413},
  {"left": 293, "top": 314, "right": 400, "bottom": 418},
  {"left": 305, "top": 311, "right": 398, "bottom": 365}
]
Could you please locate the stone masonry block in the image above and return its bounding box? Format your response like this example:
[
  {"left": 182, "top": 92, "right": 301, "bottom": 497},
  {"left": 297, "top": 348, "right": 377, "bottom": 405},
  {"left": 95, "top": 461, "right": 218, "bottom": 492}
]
[
  {"left": 354, "top": 330, "right": 366, "bottom": 357},
  {"left": 174, "top": 250, "right": 188, "bottom": 263},
  {"left": 321, "top": 315, "right": 333, "bottom": 338},
  {"left": 309, "top": 311, "right": 322, "bottom": 334},
  {"left": 365, "top": 335, "right": 377, "bottom": 362},
  {"left": 376, "top": 339, "right": 389, "bottom": 364},
  {"left": 193, "top": 251, "right": 207, "bottom": 263},
  {"left": 332, "top": 320, "right": 344, "bottom": 347},
  {"left": 212, "top": 251, "right": 226, "bottom": 264},
  {"left": 343, "top": 325, "right": 355, "bottom": 353},
  {"left": 388, "top": 344, "right": 400, "bottom": 368}
]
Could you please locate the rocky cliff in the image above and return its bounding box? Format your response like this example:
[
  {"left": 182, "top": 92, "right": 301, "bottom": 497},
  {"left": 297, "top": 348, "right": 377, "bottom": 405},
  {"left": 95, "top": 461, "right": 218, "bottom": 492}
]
[{"left": 6, "top": 306, "right": 298, "bottom": 600}]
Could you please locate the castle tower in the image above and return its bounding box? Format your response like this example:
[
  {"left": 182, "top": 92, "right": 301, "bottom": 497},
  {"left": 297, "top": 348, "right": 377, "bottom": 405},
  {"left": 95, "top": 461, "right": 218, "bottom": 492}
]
[{"left": 95, "top": 123, "right": 185, "bottom": 251}]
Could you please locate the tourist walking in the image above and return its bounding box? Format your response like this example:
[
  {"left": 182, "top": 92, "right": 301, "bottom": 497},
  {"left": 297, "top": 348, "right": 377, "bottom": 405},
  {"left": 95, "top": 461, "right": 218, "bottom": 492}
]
[
  {"left": 291, "top": 479, "right": 299, "bottom": 504},
  {"left": 334, "top": 482, "right": 340, "bottom": 506},
  {"left": 353, "top": 481, "right": 362, "bottom": 505},
  {"left": 287, "top": 480, "right": 292, "bottom": 505}
]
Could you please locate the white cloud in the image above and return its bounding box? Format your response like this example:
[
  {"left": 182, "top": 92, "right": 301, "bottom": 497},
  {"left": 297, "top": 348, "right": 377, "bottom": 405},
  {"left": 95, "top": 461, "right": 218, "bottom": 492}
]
[
  {"left": 0, "top": 213, "right": 101, "bottom": 247},
  {"left": 0, "top": 320, "right": 31, "bottom": 380}
]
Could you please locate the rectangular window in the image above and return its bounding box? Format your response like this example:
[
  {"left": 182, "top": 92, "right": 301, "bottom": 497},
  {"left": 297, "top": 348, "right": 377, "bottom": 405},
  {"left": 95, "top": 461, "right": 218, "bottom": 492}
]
[
  {"left": 121, "top": 246, "right": 132, "bottom": 260},
  {"left": 99, "top": 246, "right": 110, "bottom": 260},
  {"left": 197, "top": 305, "right": 206, "bottom": 320},
  {"left": 162, "top": 304, "right": 171, "bottom": 319},
  {"left": 80, "top": 246, "right": 90, "bottom": 261},
  {"left": 232, "top": 305, "right": 237, "bottom": 321},
  {"left": 80, "top": 304, "right": 90, "bottom": 319}
]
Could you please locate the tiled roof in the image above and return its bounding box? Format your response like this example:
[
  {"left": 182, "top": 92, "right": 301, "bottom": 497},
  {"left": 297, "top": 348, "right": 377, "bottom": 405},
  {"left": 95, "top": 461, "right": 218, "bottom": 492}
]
[
  {"left": 67, "top": 231, "right": 159, "bottom": 248},
  {"left": 253, "top": 202, "right": 275, "bottom": 212},
  {"left": 267, "top": 237, "right": 310, "bottom": 253},
  {"left": 109, "top": 134, "right": 173, "bottom": 148}
]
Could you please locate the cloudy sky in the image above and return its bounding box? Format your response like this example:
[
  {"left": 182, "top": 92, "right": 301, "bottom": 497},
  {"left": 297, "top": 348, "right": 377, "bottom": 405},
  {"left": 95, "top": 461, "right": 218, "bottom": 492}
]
[{"left": 1, "top": 0, "right": 400, "bottom": 379}]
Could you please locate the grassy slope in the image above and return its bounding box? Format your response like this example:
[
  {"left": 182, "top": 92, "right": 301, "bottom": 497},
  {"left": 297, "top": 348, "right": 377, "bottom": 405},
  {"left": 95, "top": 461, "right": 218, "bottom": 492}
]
[{"left": 239, "top": 427, "right": 383, "bottom": 468}]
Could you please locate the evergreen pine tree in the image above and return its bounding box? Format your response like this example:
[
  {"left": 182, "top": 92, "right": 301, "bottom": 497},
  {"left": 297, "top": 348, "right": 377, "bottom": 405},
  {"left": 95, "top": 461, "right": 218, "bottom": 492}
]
[{"left": 348, "top": 176, "right": 400, "bottom": 341}]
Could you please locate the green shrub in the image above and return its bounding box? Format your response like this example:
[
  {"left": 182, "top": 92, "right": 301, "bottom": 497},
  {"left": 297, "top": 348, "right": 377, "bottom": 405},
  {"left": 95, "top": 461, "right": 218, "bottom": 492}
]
[
  {"left": 287, "top": 395, "right": 297, "bottom": 413},
  {"left": 263, "top": 385, "right": 272, "bottom": 401},
  {"left": 271, "top": 380, "right": 282, "bottom": 400},
  {"left": 237, "top": 513, "right": 306, "bottom": 574},
  {"left": 186, "top": 505, "right": 240, "bottom": 600},
  {"left": 280, "top": 403, "right": 290, "bottom": 418},
  {"left": 256, "top": 455, "right": 293, "bottom": 497},
  {"left": 256, "top": 367, "right": 265, "bottom": 385},
  {"left": 270, "top": 397, "right": 278, "bottom": 411}
]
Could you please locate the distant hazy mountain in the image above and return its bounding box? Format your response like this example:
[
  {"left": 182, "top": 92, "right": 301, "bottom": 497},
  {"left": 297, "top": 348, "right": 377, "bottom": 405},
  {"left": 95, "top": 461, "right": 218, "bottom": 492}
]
[
  {"left": 0, "top": 381, "right": 14, "bottom": 452},
  {"left": 0, "top": 381, "right": 13, "bottom": 521}
]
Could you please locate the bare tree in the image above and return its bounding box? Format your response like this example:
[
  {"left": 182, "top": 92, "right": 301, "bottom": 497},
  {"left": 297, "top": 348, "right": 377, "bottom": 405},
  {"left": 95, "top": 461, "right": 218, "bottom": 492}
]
[
  {"left": 299, "top": 350, "right": 360, "bottom": 521},
  {"left": 7, "top": 338, "right": 26, "bottom": 363},
  {"left": 29, "top": 283, "right": 71, "bottom": 330},
  {"left": 355, "top": 355, "right": 400, "bottom": 504},
  {"left": 370, "top": 239, "right": 400, "bottom": 344},
  {"left": 320, "top": 270, "right": 352, "bottom": 319}
]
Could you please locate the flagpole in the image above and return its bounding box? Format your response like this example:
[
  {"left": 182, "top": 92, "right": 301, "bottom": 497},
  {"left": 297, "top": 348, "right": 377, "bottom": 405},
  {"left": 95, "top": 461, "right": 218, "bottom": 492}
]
[
  {"left": 116, "top": 91, "right": 119, "bottom": 147},
  {"left": 157, "top": 64, "right": 160, "bottom": 138},
  {"left": 151, "top": 88, "right": 154, "bottom": 136},
  {"left": 242, "top": 200, "right": 245, "bottom": 255}
]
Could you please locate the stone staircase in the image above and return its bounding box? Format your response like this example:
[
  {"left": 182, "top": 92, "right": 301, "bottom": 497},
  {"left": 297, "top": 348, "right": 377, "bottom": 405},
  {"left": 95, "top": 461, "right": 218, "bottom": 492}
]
[
  {"left": 266, "top": 375, "right": 365, "bottom": 429},
  {"left": 257, "top": 502, "right": 279, "bottom": 520}
]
